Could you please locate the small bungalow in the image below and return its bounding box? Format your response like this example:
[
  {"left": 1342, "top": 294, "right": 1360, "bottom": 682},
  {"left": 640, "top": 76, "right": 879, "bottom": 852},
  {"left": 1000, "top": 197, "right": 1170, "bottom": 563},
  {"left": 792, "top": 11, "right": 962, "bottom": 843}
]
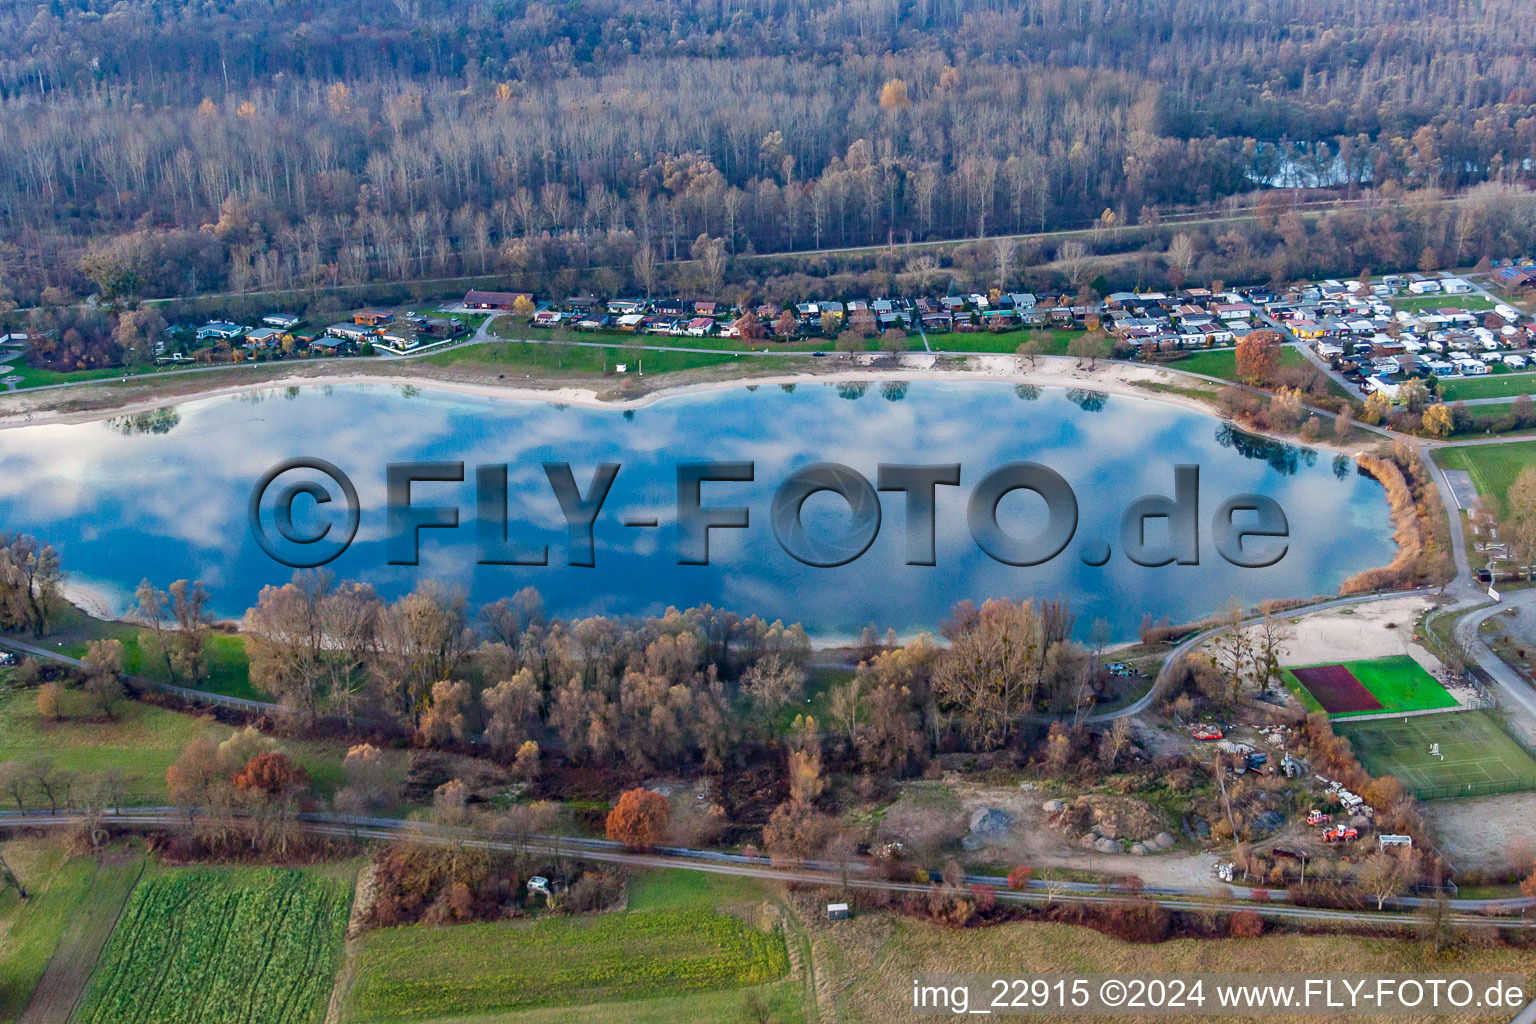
[
  {"left": 196, "top": 320, "right": 244, "bottom": 341},
  {"left": 353, "top": 309, "right": 394, "bottom": 327},
  {"left": 262, "top": 313, "right": 301, "bottom": 329},
  {"left": 685, "top": 317, "right": 715, "bottom": 337},
  {"left": 326, "top": 322, "right": 374, "bottom": 341},
  {"left": 243, "top": 327, "right": 283, "bottom": 349},
  {"left": 532, "top": 310, "right": 565, "bottom": 327}
]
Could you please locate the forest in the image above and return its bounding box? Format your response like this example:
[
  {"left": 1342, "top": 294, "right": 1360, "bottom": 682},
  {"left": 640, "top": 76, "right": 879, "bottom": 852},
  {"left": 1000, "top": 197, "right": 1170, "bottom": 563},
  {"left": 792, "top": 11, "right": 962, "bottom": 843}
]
[{"left": 2, "top": 0, "right": 1536, "bottom": 322}]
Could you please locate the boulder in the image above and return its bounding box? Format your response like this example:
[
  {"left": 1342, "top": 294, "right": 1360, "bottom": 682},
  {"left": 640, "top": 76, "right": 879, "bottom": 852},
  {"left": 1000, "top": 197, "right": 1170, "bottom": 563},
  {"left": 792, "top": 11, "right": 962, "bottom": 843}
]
[
  {"left": 1079, "top": 832, "right": 1099, "bottom": 848},
  {"left": 1129, "top": 842, "right": 1148, "bottom": 856},
  {"left": 1153, "top": 832, "right": 1176, "bottom": 849},
  {"left": 1042, "top": 799, "right": 1066, "bottom": 813},
  {"left": 961, "top": 807, "right": 1014, "bottom": 850},
  {"left": 1095, "top": 837, "right": 1119, "bottom": 855}
]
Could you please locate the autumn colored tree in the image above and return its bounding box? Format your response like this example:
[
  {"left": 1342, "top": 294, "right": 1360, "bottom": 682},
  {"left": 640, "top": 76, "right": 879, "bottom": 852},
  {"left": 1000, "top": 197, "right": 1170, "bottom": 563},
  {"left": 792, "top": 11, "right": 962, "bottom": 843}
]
[
  {"left": 878, "top": 78, "right": 911, "bottom": 109},
  {"left": 1234, "top": 330, "right": 1282, "bottom": 384},
  {"left": 233, "top": 751, "right": 311, "bottom": 798},
  {"left": 734, "top": 314, "right": 766, "bottom": 342},
  {"left": 166, "top": 735, "right": 225, "bottom": 807},
  {"left": 773, "top": 309, "right": 799, "bottom": 339},
  {"left": 1007, "top": 865, "right": 1033, "bottom": 889},
  {"left": 605, "top": 787, "right": 671, "bottom": 851},
  {"left": 1520, "top": 868, "right": 1536, "bottom": 901},
  {"left": 512, "top": 295, "right": 536, "bottom": 319},
  {"left": 35, "top": 682, "right": 64, "bottom": 721}
]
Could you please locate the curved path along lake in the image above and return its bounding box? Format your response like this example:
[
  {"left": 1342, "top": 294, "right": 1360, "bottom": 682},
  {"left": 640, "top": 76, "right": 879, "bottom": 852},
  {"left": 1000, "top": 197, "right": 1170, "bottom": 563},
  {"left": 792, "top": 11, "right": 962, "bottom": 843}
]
[{"left": 0, "top": 380, "right": 1396, "bottom": 640}]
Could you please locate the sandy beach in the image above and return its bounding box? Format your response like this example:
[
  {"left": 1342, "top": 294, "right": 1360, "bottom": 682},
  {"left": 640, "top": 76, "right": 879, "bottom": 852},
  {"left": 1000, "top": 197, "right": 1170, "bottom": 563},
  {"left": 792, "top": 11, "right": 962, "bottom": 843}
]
[{"left": 0, "top": 353, "right": 1383, "bottom": 460}]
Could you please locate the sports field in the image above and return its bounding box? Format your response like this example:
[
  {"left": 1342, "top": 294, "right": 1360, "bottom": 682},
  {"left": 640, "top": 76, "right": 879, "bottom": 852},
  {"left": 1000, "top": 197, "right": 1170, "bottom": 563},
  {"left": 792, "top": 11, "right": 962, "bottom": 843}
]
[
  {"left": 1335, "top": 712, "right": 1536, "bottom": 799},
  {"left": 1282, "top": 655, "right": 1457, "bottom": 717},
  {"left": 1433, "top": 440, "right": 1536, "bottom": 506}
]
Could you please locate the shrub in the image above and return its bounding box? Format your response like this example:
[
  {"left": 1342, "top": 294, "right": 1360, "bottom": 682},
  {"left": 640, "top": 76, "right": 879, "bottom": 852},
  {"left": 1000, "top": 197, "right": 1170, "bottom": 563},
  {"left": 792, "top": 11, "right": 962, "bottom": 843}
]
[{"left": 1229, "top": 910, "right": 1264, "bottom": 937}]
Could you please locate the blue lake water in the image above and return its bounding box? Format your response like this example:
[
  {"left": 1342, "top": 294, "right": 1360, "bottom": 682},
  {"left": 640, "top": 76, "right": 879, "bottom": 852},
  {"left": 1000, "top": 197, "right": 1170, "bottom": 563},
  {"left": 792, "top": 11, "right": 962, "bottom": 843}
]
[{"left": 0, "top": 380, "right": 1397, "bottom": 641}]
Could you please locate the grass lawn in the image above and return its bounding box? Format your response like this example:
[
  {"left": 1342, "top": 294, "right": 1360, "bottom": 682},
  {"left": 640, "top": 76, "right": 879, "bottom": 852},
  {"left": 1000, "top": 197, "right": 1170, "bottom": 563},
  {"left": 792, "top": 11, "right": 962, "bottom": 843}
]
[
  {"left": 0, "top": 687, "right": 360, "bottom": 807},
  {"left": 1388, "top": 294, "right": 1494, "bottom": 313},
  {"left": 75, "top": 863, "right": 354, "bottom": 1024},
  {"left": 340, "top": 883, "right": 789, "bottom": 1023},
  {"left": 928, "top": 327, "right": 1075, "bottom": 355},
  {"left": 773, "top": 667, "right": 851, "bottom": 737},
  {"left": 30, "top": 603, "right": 259, "bottom": 701},
  {"left": 1168, "top": 345, "right": 1306, "bottom": 381},
  {"left": 624, "top": 870, "right": 770, "bottom": 913},
  {"left": 1433, "top": 440, "right": 1536, "bottom": 506},
  {"left": 1281, "top": 655, "right": 1457, "bottom": 717},
  {"left": 1335, "top": 711, "right": 1536, "bottom": 799},
  {"left": 424, "top": 339, "right": 757, "bottom": 377},
  {"left": 1439, "top": 371, "right": 1536, "bottom": 402}
]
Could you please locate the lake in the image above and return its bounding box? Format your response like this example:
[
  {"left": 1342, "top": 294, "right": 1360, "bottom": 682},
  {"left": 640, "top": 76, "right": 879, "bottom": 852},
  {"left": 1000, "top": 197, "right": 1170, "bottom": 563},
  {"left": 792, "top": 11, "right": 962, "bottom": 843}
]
[{"left": 0, "top": 380, "right": 1397, "bottom": 641}]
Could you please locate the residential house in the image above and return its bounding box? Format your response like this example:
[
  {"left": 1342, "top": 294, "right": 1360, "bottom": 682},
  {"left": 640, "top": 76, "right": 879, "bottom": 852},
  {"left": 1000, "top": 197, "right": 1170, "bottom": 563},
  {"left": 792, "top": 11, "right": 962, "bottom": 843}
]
[
  {"left": 462, "top": 289, "right": 531, "bottom": 310},
  {"left": 262, "top": 313, "right": 301, "bottom": 329},
  {"left": 353, "top": 309, "right": 394, "bottom": 327},
  {"left": 196, "top": 320, "right": 245, "bottom": 341}
]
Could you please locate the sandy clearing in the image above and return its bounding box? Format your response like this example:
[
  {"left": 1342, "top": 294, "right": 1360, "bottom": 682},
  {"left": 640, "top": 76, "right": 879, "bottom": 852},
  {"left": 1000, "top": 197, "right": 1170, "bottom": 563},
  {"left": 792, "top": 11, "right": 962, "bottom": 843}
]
[
  {"left": 1421, "top": 792, "right": 1536, "bottom": 873},
  {"left": 879, "top": 780, "right": 1221, "bottom": 889},
  {"left": 1220, "top": 596, "right": 1441, "bottom": 670}
]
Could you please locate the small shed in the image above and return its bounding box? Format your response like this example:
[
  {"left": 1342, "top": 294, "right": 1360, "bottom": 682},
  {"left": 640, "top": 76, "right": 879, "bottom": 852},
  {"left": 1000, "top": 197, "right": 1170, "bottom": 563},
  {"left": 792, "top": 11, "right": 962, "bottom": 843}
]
[{"left": 825, "top": 903, "right": 850, "bottom": 921}]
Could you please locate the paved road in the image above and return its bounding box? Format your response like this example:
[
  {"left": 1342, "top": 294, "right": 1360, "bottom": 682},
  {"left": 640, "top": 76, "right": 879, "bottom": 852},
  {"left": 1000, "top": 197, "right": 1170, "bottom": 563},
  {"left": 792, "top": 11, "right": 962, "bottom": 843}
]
[{"left": 1, "top": 807, "right": 1528, "bottom": 925}]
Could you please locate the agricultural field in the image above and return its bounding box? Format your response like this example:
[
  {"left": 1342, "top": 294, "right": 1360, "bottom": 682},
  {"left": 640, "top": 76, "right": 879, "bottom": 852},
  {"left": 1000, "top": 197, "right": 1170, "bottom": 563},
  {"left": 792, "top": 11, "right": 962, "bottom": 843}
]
[
  {"left": 1335, "top": 711, "right": 1536, "bottom": 800},
  {"left": 1433, "top": 440, "right": 1536, "bottom": 506},
  {"left": 807, "top": 907, "right": 1536, "bottom": 1022},
  {"left": 0, "top": 841, "right": 126, "bottom": 1023},
  {"left": 1281, "top": 655, "right": 1457, "bottom": 717},
  {"left": 1438, "top": 370, "right": 1536, "bottom": 402},
  {"left": 12, "top": 846, "right": 144, "bottom": 1024},
  {"left": 74, "top": 864, "right": 354, "bottom": 1024},
  {"left": 339, "top": 874, "right": 789, "bottom": 1023}
]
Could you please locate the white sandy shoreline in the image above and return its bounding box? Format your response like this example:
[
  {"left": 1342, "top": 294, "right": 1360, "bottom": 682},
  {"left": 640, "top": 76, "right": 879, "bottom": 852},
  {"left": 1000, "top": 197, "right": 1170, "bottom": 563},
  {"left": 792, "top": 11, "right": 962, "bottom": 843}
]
[{"left": 0, "top": 355, "right": 1380, "bottom": 459}]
